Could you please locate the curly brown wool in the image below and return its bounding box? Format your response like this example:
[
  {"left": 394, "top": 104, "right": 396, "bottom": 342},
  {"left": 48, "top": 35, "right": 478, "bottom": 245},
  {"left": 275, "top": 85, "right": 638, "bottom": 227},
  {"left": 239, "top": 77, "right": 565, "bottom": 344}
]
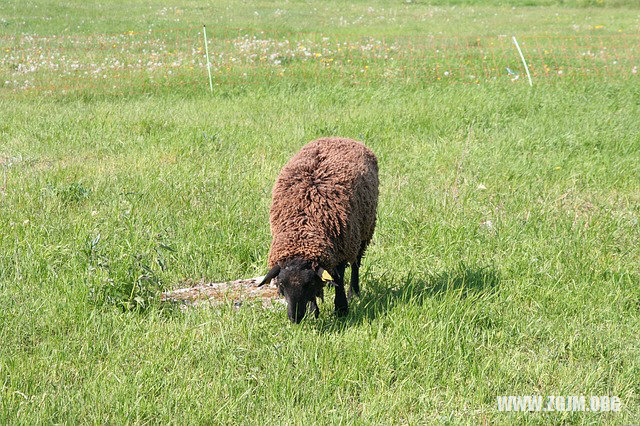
[{"left": 268, "top": 137, "right": 379, "bottom": 271}]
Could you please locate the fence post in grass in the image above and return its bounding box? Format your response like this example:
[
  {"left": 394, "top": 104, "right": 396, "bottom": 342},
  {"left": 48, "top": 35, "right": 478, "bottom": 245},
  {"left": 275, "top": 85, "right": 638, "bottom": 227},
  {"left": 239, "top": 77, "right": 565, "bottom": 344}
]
[
  {"left": 512, "top": 36, "right": 533, "bottom": 87},
  {"left": 203, "top": 24, "right": 214, "bottom": 93}
]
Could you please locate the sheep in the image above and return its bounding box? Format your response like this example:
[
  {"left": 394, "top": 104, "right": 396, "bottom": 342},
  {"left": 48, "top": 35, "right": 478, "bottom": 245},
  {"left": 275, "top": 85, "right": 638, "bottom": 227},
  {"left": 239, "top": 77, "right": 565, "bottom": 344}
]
[{"left": 258, "top": 137, "right": 379, "bottom": 323}]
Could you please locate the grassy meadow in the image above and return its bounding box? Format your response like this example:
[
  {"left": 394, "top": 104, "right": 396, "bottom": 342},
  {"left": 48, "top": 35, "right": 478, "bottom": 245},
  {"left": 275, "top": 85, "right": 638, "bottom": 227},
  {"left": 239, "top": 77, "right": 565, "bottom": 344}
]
[{"left": 1, "top": 0, "right": 640, "bottom": 424}]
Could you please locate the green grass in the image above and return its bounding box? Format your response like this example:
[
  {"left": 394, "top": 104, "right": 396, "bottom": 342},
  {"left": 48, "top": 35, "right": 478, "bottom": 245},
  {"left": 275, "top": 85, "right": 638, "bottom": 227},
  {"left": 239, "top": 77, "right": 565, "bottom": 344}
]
[
  {"left": 1, "top": 1, "right": 640, "bottom": 424},
  {"left": 2, "top": 0, "right": 640, "bottom": 36}
]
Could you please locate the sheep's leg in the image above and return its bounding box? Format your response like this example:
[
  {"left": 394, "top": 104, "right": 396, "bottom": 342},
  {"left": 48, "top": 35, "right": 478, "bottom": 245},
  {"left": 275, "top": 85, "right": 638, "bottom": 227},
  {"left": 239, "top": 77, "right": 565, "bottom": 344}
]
[
  {"left": 348, "top": 255, "right": 362, "bottom": 299},
  {"left": 334, "top": 263, "right": 348, "bottom": 316},
  {"left": 349, "top": 245, "right": 366, "bottom": 299},
  {"left": 309, "top": 298, "right": 320, "bottom": 319}
]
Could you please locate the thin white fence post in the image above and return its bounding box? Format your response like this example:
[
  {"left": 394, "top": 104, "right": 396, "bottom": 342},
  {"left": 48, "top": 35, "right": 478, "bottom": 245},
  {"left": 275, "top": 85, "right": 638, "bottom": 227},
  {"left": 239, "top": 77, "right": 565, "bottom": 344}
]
[
  {"left": 203, "top": 24, "right": 213, "bottom": 93},
  {"left": 512, "top": 36, "right": 533, "bottom": 87}
]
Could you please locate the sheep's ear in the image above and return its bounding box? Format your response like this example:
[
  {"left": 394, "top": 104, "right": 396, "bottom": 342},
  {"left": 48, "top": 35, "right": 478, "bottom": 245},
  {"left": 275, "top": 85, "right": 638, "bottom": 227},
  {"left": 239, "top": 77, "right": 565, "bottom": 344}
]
[
  {"left": 317, "top": 267, "right": 334, "bottom": 282},
  {"left": 258, "top": 265, "right": 280, "bottom": 287}
]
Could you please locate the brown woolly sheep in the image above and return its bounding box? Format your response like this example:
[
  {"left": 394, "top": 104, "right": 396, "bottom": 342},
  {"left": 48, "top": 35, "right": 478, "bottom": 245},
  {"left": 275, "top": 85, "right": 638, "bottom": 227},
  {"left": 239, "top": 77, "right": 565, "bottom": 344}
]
[{"left": 259, "top": 137, "right": 379, "bottom": 323}]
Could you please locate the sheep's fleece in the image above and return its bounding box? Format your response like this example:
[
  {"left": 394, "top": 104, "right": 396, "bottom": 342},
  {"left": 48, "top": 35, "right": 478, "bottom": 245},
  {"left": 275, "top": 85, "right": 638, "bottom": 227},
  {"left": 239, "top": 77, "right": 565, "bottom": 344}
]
[{"left": 268, "top": 137, "right": 379, "bottom": 271}]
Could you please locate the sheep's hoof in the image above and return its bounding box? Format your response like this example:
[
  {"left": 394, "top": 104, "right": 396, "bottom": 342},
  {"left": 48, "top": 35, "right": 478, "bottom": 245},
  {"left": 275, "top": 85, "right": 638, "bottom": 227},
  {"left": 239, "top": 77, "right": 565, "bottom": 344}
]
[
  {"left": 309, "top": 300, "right": 320, "bottom": 319},
  {"left": 335, "top": 305, "right": 348, "bottom": 317},
  {"left": 348, "top": 288, "right": 360, "bottom": 300}
]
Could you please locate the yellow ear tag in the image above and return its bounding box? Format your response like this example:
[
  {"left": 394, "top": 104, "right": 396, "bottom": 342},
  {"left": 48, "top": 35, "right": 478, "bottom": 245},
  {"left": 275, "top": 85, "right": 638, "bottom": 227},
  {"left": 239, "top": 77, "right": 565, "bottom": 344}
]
[{"left": 321, "top": 270, "right": 334, "bottom": 282}]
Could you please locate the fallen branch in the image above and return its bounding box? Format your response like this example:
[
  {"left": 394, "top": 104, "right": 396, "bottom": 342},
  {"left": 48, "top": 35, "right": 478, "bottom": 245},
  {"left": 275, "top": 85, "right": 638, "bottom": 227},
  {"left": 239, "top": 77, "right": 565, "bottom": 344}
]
[{"left": 161, "top": 276, "right": 284, "bottom": 309}]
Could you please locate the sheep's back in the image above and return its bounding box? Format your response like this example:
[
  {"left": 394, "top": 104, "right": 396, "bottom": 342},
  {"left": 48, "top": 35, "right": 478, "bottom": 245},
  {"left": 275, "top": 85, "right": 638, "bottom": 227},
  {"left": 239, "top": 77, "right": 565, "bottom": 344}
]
[{"left": 268, "top": 137, "right": 378, "bottom": 269}]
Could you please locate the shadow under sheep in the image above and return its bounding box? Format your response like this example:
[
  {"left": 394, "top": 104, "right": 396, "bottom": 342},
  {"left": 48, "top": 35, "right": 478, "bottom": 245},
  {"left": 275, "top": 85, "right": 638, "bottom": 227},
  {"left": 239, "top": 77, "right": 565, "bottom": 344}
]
[{"left": 311, "top": 265, "right": 500, "bottom": 331}]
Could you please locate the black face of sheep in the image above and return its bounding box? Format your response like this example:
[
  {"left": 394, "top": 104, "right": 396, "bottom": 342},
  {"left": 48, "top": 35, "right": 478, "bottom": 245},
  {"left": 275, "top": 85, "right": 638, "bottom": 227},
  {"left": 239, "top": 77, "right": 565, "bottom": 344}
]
[{"left": 259, "top": 258, "right": 326, "bottom": 323}]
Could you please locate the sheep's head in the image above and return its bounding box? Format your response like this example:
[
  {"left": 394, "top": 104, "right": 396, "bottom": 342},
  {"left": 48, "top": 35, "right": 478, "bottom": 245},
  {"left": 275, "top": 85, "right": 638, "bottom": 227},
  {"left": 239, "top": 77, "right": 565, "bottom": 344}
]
[{"left": 259, "top": 258, "right": 331, "bottom": 323}]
